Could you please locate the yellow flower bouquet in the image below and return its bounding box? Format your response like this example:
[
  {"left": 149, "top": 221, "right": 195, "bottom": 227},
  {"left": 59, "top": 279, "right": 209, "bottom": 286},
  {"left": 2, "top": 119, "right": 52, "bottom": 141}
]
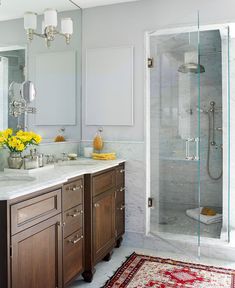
[
  {"left": 0, "top": 129, "right": 42, "bottom": 169},
  {"left": 0, "top": 129, "right": 42, "bottom": 153}
]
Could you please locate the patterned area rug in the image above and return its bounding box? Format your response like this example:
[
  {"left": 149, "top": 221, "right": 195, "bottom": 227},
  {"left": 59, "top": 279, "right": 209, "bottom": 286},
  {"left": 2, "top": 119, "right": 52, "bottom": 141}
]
[{"left": 103, "top": 253, "right": 235, "bottom": 288}]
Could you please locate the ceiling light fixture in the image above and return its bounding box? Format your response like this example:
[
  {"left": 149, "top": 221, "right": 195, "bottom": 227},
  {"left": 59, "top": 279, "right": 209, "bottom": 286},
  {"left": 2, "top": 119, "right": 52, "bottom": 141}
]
[{"left": 24, "top": 9, "right": 73, "bottom": 47}]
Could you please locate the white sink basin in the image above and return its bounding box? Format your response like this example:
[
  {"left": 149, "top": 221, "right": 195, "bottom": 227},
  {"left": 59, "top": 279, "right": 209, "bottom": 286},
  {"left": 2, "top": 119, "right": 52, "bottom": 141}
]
[
  {"left": 0, "top": 175, "right": 36, "bottom": 186},
  {"left": 58, "top": 159, "right": 98, "bottom": 167}
]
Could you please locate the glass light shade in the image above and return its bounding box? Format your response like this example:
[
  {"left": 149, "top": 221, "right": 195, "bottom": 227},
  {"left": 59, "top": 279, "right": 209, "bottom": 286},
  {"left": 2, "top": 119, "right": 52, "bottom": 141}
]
[
  {"left": 41, "top": 21, "right": 45, "bottom": 34},
  {"left": 24, "top": 12, "right": 37, "bottom": 30},
  {"left": 61, "top": 18, "right": 73, "bottom": 35},
  {"left": 44, "top": 9, "right": 57, "bottom": 27}
]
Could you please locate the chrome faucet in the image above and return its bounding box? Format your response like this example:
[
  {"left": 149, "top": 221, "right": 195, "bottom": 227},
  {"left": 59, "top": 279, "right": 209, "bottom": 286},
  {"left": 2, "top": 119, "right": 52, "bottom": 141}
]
[
  {"left": 45, "top": 154, "right": 56, "bottom": 164},
  {"left": 61, "top": 152, "right": 68, "bottom": 161}
]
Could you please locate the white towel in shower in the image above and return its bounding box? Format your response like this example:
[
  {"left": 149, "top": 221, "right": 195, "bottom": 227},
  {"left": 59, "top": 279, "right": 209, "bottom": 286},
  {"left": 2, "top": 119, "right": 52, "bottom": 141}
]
[{"left": 186, "top": 207, "right": 222, "bottom": 225}]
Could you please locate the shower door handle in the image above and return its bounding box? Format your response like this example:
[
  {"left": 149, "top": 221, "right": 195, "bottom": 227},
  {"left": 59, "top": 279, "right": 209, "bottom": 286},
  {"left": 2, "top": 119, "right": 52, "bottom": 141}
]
[
  {"left": 195, "top": 137, "right": 199, "bottom": 160},
  {"left": 185, "top": 138, "right": 199, "bottom": 161}
]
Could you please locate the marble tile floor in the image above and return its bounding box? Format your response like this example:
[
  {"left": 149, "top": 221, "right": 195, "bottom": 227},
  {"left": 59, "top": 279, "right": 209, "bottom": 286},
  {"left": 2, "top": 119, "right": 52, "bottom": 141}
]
[
  {"left": 152, "top": 205, "right": 222, "bottom": 238},
  {"left": 69, "top": 245, "right": 235, "bottom": 288}
]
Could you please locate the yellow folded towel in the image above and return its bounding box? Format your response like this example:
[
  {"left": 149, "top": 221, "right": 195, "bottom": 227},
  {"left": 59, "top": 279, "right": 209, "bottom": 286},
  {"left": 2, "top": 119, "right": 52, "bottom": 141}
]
[
  {"left": 92, "top": 152, "right": 116, "bottom": 160},
  {"left": 201, "top": 207, "right": 217, "bottom": 216}
]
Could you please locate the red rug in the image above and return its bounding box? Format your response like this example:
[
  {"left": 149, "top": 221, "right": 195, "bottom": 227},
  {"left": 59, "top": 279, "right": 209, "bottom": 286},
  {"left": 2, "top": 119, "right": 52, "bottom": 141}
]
[{"left": 104, "top": 252, "right": 235, "bottom": 288}]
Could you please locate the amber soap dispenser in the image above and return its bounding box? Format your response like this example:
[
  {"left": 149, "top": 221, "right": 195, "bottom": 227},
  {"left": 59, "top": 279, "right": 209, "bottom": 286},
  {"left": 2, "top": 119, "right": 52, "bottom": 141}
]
[{"left": 93, "top": 128, "right": 104, "bottom": 153}]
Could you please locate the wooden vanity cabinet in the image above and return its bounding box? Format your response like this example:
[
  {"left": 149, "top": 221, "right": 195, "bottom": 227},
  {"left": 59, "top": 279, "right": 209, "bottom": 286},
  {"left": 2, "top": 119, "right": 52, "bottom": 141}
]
[
  {"left": 0, "top": 164, "right": 124, "bottom": 287},
  {"left": 10, "top": 187, "right": 63, "bottom": 288},
  {"left": 0, "top": 176, "right": 85, "bottom": 288},
  {"left": 82, "top": 163, "right": 125, "bottom": 283}
]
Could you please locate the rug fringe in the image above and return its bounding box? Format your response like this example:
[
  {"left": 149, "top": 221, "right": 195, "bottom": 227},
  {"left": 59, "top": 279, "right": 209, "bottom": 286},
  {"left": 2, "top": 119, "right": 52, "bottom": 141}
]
[{"left": 101, "top": 252, "right": 136, "bottom": 288}]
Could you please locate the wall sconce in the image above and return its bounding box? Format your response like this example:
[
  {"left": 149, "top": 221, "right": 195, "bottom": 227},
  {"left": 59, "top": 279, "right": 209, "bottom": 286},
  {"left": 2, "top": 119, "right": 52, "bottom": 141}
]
[{"left": 24, "top": 9, "right": 73, "bottom": 47}]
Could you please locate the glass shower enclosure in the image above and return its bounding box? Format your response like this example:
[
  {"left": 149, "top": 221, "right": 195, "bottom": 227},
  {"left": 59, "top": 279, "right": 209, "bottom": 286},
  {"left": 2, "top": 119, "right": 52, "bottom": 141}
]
[{"left": 146, "top": 18, "right": 231, "bottom": 256}]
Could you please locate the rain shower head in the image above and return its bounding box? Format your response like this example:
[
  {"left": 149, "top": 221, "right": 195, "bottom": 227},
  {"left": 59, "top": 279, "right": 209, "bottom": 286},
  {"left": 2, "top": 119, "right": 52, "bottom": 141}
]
[{"left": 178, "top": 62, "right": 205, "bottom": 74}]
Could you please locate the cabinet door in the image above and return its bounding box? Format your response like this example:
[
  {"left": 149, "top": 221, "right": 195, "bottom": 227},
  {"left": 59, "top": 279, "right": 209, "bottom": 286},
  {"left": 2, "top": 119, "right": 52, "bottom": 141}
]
[
  {"left": 93, "top": 190, "right": 115, "bottom": 262},
  {"left": 11, "top": 215, "right": 62, "bottom": 288}
]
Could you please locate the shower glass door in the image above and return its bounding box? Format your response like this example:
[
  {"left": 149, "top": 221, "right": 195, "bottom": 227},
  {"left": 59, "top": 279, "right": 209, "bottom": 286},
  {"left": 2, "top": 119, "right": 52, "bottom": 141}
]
[
  {"left": 148, "top": 16, "right": 202, "bottom": 257},
  {"left": 148, "top": 16, "right": 231, "bottom": 256},
  {"left": 198, "top": 24, "right": 231, "bottom": 247}
]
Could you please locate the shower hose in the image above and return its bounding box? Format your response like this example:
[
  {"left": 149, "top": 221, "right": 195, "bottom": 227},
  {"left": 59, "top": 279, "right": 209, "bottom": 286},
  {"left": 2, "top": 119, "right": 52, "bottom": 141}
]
[{"left": 207, "top": 112, "right": 223, "bottom": 180}]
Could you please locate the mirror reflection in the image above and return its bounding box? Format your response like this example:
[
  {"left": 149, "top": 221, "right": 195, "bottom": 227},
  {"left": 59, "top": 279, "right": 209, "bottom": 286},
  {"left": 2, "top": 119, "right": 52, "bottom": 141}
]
[{"left": 0, "top": 46, "right": 26, "bottom": 130}]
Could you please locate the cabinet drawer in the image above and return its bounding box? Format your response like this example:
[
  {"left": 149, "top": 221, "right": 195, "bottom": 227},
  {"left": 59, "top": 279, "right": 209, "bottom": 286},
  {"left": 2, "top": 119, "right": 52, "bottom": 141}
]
[
  {"left": 93, "top": 170, "right": 116, "bottom": 197},
  {"left": 63, "top": 178, "right": 83, "bottom": 211},
  {"left": 116, "top": 163, "right": 125, "bottom": 187},
  {"left": 64, "top": 229, "right": 83, "bottom": 285},
  {"left": 11, "top": 189, "right": 61, "bottom": 235},
  {"left": 63, "top": 205, "right": 83, "bottom": 238}
]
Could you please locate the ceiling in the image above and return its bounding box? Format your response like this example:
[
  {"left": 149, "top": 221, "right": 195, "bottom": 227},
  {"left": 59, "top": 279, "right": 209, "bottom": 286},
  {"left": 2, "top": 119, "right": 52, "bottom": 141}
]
[{"left": 0, "top": 0, "right": 139, "bottom": 21}]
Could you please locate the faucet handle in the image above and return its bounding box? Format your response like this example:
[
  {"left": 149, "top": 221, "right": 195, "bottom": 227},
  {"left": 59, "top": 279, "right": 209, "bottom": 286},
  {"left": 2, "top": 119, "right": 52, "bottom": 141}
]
[
  {"left": 51, "top": 155, "right": 56, "bottom": 163},
  {"left": 45, "top": 154, "right": 50, "bottom": 164},
  {"left": 61, "top": 152, "right": 67, "bottom": 161}
]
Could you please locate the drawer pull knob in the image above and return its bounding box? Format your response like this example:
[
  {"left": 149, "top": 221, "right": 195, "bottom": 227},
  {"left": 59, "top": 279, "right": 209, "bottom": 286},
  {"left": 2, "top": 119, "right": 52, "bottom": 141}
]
[
  {"left": 72, "top": 186, "right": 80, "bottom": 191},
  {"left": 94, "top": 203, "right": 100, "bottom": 208},
  {"left": 120, "top": 187, "right": 125, "bottom": 192},
  {"left": 67, "top": 185, "right": 82, "bottom": 191},
  {"left": 120, "top": 169, "right": 125, "bottom": 173},
  {"left": 118, "top": 205, "right": 125, "bottom": 211},
  {"left": 67, "top": 210, "right": 83, "bottom": 217},
  {"left": 68, "top": 235, "right": 83, "bottom": 244}
]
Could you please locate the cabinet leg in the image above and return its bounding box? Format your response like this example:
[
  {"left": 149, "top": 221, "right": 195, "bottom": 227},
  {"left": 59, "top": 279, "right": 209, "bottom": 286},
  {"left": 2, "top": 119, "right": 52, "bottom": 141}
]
[
  {"left": 115, "top": 236, "right": 123, "bottom": 248},
  {"left": 82, "top": 269, "right": 95, "bottom": 283},
  {"left": 103, "top": 251, "right": 113, "bottom": 262}
]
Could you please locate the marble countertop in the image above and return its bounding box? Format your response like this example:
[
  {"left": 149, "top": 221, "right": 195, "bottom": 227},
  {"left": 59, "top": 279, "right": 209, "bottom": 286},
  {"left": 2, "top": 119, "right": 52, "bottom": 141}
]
[{"left": 0, "top": 158, "right": 126, "bottom": 201}]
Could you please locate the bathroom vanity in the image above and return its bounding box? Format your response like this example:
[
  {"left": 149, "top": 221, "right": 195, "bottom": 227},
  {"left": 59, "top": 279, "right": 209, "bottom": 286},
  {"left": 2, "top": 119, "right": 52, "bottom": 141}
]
[
  {"left": 0, "top": 160, "right": 125, "bottom": 288},
  {"left": 82, "top": 163, "right": 125, "bottom": 282}
]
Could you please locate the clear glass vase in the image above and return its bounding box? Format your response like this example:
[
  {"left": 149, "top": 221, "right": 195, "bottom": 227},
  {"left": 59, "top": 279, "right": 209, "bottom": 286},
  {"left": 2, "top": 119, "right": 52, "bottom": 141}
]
[{"left": 8, "top": 152, "right": 23, "bottom": 169}]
